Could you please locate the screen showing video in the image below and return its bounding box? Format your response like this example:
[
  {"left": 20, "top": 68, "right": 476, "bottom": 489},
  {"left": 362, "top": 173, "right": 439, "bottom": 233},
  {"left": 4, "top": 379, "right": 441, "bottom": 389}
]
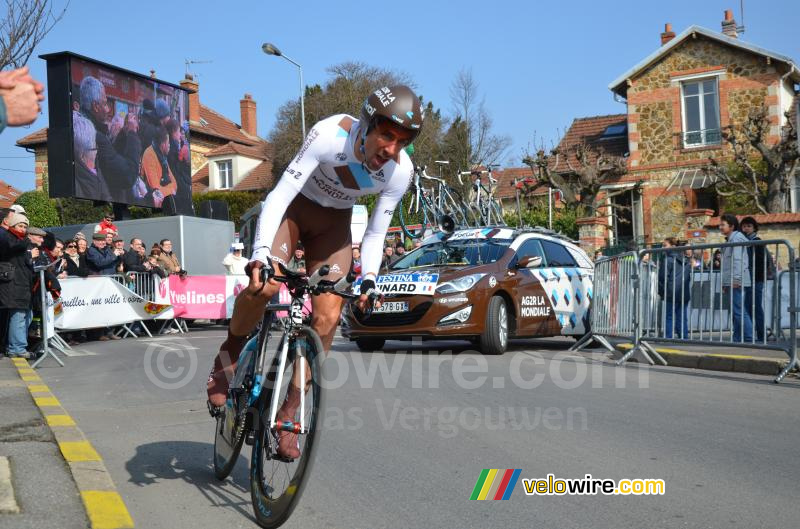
[{"left": 69, "top": 56, "right": 193, "bottom": 214}]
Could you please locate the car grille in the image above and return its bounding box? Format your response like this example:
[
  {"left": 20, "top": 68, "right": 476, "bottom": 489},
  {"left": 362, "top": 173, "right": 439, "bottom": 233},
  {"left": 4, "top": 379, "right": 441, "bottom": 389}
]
[{"left": 352, "top": 302, "right": 433, "bottom": 327}]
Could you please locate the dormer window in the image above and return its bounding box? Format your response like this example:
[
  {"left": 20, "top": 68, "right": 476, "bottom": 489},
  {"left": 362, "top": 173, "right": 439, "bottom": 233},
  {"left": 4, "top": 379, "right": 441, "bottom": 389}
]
[
  {"left": 681, "top": 78, "right": 721, "bottom": 147},
  {"left": 217, "top": 160, "right": 233, "bottom": 189}
]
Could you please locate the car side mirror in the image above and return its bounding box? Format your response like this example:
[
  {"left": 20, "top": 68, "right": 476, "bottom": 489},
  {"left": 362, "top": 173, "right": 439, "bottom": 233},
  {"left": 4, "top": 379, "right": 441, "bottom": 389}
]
[{"left": 516, "top": 255, "right": 543, "bottom": 269}]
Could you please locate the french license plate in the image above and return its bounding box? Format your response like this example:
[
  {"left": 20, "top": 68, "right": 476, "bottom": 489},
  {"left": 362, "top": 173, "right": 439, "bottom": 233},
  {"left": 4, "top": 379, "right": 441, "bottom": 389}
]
[{"left": 374, "top": 301, "right": 409, "bottom": 314}]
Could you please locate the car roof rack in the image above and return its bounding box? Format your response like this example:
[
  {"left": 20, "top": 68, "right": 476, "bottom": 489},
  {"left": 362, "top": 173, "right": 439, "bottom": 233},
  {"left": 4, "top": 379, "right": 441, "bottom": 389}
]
[{"left": 513, "top": 225, "right": 579, "bottom": 245}]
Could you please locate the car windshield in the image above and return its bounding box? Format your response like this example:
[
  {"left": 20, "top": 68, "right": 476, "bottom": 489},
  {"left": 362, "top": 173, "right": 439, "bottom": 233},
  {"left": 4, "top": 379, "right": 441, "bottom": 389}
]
[{"left": 391, "top": 239, "right": 511, "bottom": 270}]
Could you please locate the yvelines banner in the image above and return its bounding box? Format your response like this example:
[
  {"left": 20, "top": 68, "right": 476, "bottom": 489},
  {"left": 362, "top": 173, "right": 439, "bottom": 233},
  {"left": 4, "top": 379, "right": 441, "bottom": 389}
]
[
  {"left": 154, "top": 275, "right": 249, "bottom": 320},
  {"left": 54, "top": 277, "right": 171, "bottom": 330}
]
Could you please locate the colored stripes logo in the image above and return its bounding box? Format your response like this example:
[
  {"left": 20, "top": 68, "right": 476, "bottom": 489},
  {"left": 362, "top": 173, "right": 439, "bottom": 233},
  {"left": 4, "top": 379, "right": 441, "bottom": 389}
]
[{"left": 470, "top": 469, "right": 521, "bottom": 500}]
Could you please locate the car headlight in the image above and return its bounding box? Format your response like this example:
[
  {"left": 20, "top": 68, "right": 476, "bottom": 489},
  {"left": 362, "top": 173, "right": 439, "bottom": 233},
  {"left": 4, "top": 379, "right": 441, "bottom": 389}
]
[
  {"left": 438, "top": 305, "right": 472, "bottom": 325},
  {"left": 435, "top": 273, "right": 486, "bottom": 294}
]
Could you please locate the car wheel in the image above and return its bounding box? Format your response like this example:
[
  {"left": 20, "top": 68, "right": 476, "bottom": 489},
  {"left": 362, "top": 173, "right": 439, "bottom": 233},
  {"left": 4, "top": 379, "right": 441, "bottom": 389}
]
[
  {"left": 480, "top": 296, "right": 508, "bottom": 355},
  {"left": 354, "top": 337, "right": 386, "bottom": 351}
]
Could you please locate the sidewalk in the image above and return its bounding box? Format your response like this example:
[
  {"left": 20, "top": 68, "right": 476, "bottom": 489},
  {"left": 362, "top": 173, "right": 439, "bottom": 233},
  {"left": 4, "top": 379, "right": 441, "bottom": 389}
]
[{"left": 0, "top": 357, "right": 88, "bottom": 529}]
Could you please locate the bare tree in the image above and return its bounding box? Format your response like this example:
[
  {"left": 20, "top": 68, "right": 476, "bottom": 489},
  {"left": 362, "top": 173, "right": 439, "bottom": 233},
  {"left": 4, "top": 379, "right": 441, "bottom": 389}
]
[
  {"left": 0, "top": 0, "right": 69, "bottom": 69},
  {"left": 446, "top": 68, "right": 510, "bottom": 170},
  {"left": 704, "top": 106, "right": 799, "bottom": 214},
  {"left": 521, "top": 140, "right": 629, "bottom": 215}
]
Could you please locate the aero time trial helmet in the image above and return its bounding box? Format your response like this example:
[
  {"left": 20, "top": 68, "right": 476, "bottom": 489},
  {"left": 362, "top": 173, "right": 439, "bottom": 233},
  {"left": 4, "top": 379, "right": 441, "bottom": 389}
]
[{"left": 360, "top": 85, "right": 424, "bottom": 143}]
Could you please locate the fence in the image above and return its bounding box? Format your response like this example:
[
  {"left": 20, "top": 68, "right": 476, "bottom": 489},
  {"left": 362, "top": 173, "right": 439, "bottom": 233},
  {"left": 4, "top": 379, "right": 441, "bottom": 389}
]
[{"left": 573, "top": 239, "right": 798, "bottom": 383}]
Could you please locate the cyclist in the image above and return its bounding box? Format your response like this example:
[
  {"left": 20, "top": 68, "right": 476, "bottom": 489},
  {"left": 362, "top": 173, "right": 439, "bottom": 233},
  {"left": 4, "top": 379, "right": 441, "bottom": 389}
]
[{"left": 207, "top": 85, "right": 424, "bottom": 458}]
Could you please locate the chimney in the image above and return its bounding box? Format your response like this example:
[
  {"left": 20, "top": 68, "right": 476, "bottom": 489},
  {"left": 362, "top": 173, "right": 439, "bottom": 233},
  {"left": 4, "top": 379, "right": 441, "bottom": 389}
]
[
  {"left": 240, "top": 93, "right": 257, "bottom": 136},
  {"left": 721, "top": 9, "right": 738, "bottom": 38},
  {"left": 180, "top": 73, "right": 200, "bottom": 123},
  {"left": 660, "top": 23, "right": 675, "bottom": 45}
]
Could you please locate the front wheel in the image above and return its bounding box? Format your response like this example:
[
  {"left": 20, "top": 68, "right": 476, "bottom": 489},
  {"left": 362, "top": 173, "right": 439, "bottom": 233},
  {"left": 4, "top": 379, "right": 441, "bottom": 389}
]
[
  {"left": 250, "top": 327, "right": 324, "bottom": 528},
  {"left": 480, "top": 296, "right": 509, "bottom": 355}
]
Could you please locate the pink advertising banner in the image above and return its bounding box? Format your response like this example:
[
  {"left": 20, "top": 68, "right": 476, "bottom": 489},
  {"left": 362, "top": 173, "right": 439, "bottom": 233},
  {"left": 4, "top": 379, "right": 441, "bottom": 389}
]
[{"left": 158, "top": 275, "right": 229, "bottom": 319}]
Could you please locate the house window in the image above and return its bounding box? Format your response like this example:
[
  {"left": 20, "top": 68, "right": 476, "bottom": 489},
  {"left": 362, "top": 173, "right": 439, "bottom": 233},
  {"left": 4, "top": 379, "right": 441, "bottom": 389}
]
[
  {"left": 681, "top": 78, "right": 721, "bottom": 147},
  {"left": 217, "top": 160, "right": 233, "bottom": 189},
  {"left": 694, "top": 187, "right": 720, "bottom": 216}
]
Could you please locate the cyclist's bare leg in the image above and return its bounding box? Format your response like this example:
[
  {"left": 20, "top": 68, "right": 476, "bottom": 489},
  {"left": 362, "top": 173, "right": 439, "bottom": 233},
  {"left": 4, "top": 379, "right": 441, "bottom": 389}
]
[{"left": 207, "top": 280, "right": 281, "bottom": 407}]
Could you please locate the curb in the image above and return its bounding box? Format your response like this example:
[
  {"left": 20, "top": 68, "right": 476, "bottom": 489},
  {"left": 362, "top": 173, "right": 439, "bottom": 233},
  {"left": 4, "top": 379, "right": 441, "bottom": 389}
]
[
  {"left": 615, "top": 343, "right": 787, "bottom": 376},
  {"left": 10, "top": 357, "right": 135, "bottom": 529}
]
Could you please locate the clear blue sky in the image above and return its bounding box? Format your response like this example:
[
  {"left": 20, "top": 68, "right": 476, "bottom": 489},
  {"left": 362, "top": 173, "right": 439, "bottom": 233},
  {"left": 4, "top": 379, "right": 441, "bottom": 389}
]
[{"left": 1, "top": 0, "right": 798, "bottom": 191}]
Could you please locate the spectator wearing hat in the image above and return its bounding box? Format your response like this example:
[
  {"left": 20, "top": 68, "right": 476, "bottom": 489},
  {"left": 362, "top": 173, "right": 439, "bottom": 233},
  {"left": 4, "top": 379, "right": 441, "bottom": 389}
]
[
  {"left": 0, "top": 213, "right": 35, "bottom": 357},
  {"left": 86, "top": 232, "right": 123, "bottom": 275},
  {"left": 9, "top": 204, "right": 25, "bottom": 215},
  {"left": 287, "top": 243, "right": 306, "bottom": 275},
  {"left": 222, "top": 242, "right": 247, "bottom": 275}
]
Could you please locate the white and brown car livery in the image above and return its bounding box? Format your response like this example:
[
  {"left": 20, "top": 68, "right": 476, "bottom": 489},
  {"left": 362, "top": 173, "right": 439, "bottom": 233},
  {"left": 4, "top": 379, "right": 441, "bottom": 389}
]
[{"left": 343, "top": 227, "right": 593, "bottom": 354}]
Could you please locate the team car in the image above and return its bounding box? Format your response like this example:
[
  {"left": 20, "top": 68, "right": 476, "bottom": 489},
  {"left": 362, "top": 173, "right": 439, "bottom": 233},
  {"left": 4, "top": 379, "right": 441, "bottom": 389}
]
[{"left": 343, "top": 226, "right": 594, "bottom": 354}]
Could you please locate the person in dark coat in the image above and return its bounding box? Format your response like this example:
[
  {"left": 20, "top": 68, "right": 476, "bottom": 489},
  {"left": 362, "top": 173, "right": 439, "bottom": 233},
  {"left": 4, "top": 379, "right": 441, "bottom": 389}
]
[
  {"left": 741, "top": 216, "right": 767, "bottom": 341},
  {"left": 657, "top": 238, "right": 692, "bottom": 339},
  {"left": 86, "top": 232, "right": 123, "bottom": 275},
  {"left": 0, "top": 213, "right": 35, "bottom": 357},
  {"left": 166, "top": 119, "right": 193, "bottom": 215},
  {"left": 73, "top": 111, "right": 112, "bottom": 202},
  {"left": 79, "top": 76, "right": 139, "bottom": 204},
  {"left": 63, "top": 239, "right": 89, "bottom": 277}
]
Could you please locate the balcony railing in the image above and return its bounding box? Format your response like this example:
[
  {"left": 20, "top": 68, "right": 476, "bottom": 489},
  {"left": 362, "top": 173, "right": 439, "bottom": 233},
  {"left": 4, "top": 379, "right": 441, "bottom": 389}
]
[{"left": 683, "top": 128, "right": 721, "bottom": 148}]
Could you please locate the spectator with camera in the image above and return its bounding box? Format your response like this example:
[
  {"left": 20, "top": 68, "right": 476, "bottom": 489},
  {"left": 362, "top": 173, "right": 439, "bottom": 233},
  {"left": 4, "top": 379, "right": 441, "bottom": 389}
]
[
  {"left": 157, "top": 239, "right": 186, "bottom": 276},
  {"left": 0, "top": 212, "right": 35, "bottom": 358}
]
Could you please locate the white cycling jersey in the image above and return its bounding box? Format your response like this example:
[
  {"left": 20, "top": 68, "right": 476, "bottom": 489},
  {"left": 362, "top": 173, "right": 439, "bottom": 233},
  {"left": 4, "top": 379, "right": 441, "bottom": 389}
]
[{"left": 251, "top": 114, "right": 413, "bottom": 280}]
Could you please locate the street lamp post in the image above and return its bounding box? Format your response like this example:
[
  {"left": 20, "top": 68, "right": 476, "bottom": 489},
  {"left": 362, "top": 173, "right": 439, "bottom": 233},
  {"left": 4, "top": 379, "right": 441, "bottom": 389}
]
[{"left": 262, "top": 42, "right": 306, "bottom": 140}]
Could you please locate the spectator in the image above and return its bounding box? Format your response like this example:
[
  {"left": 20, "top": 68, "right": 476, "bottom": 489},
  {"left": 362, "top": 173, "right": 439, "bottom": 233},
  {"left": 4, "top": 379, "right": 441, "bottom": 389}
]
[
  {"left": 657, "top": 238, "right": 691, "bottom": 339},
  {"left": 0, "top": 66, "right": 45, "bottom": 134},
  {"left": 79, "top": 76, "right": 140, "bottom": 203},
  {"left": 741, "top": 216, "right": 767, "bottom": 341},
  {"left": 113, "top": 235, "right": 125, "bottom": 253},
  {"left": 146, "top": 254, "right": 167, "bottom": 279},
  {"left": 157, "top": 239, "right": 184, "bottom": 275},
  {"left": 73, "top": 112, "right": 112, "bottom": 201},
  {"left": 0, "top": 213, "right": 34, "bottom": 358},
  {"left": 76, "top": 237, "right": 88, "bottom": 256},
  {"left": 95, "top": 212, "right": 118, "bottom": 236},
  {"left": 222, "top": 242, "right": 247, "bottom": 275},
  {"left": 166, "top": 118, "right": 193, "bottom": 215},
  {"left": 86, "top": 232, "right": 123, "bottom": 275},
  {"left": 352, "top": 246, "right": 362, "bottom": 275},
  {"left": 413, "top": 239, "right": 422, "bottom": 250},
  {"left": 287, "top": 244, "right": 306, "bottom": 275},
  {"left": 719, "top": 213, "right": 752, "bottom": 343},
  {"left": 395, "top": 244, "right": 406, "bottom": 260},
  {"left": 150, "top": 243, "right": 161, "bottom": 257},
  {"left": 123, "top": 238, "right": 151, "bottom": 274},
  {"left": 9, "top": 204, "right": 25, "bottom": 215},
  {"left": 140, "top": 126, "right": 177, "bottom": 208},
  {"left": 381, "top": 246, "right": 394, "bottom": 272},
  {"left": 52, "top": 239, "right": 68, "bottom": 278},
  {"left": 64, "top": 240, "right": 89, "bottom": 277},
  {"left": 594, "top": 249, "right": 604, "bottom": 261}
]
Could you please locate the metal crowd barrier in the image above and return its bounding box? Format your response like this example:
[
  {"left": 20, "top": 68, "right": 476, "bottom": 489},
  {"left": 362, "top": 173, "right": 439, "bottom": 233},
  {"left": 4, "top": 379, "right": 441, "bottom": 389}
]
[
  {"left": 574, "top": 239, "right": 798, "bottom": 383},
  {"left": 571, "top": 252, "right": 667, "bottom": 366}
]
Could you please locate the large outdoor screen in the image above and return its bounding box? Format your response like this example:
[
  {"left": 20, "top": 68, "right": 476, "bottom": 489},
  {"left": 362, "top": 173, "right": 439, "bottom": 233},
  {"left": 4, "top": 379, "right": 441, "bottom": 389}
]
[{"left": 44, "top": 52, "right": 194, "bottom": 215}]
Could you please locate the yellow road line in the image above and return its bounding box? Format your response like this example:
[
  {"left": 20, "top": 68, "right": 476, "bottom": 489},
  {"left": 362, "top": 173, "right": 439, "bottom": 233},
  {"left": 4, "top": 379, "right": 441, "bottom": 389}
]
[
  {"left": 34, "top": 396, "right": 61, "bottom": 407},
  {"left": 46, "top": 415, "right": 77, "bottom": 427},
  {"left": 58, "top": 441, "right": 101, "bottom": 462},
  {"left": 21, "top": 375, "right": 42, "bottom": 382},
  {"left": 80, "top": 491, "right": 134, "bottom": 529},
  {"left": 28, "top": 384, "right": 50, "bottom": 393}
]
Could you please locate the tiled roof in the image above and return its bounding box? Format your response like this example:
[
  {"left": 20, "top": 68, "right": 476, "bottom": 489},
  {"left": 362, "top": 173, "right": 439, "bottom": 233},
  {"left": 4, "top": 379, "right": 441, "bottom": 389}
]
[
  {"left": 610, "top": 25, "right": 800, "bottom": 97},
  {"left": 0, "top": 180, "right": 22, "bottom": 208},
  {"left": 233, "top": 161, "right": 274, "bottom": 192},
  {"left": 551, "top": 114, "right": 629, "bottom": 173},
  {"left": 705, "top": 213, "right": 800, "bottom": 227},
  {"left": 492, "top": 167, "right": 536, "bottom": 199},
  {"left": 191, "top": 164, "right": 209, "bottom": 193},
  {"left": 205, "top": 141, "right": 271, "bottom": 160},
  {"left": 16, "top": 128, "right": 47, "bottom": 147},
  {"left": 194, "top": 104, "right": 263, "bottom": 146}
]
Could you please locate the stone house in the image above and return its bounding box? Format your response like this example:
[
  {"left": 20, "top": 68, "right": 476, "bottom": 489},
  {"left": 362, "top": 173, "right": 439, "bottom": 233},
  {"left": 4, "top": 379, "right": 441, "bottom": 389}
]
[
  {"left": 599, "top": 10, "right": 800, "bottom": 252},
  {"left": 16, "top": 73, "right": 275, "bottom": 198}
]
